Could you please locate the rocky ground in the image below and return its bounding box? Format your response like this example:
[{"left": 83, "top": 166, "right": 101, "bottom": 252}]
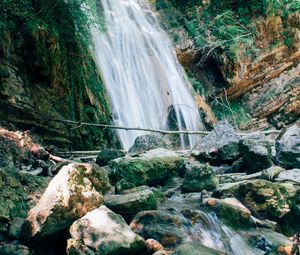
[{"left": 0, "top": 121, "right": 300, "bottom": 255}]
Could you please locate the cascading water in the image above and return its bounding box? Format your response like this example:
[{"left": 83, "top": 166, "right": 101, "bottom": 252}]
[{"left": 90, "top": 0, "right": 203, "bottom": 150}]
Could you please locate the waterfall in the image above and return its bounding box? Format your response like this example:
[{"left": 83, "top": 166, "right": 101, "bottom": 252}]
[{"left": 90, "top": 0, "right": 203, "bottom": 150}]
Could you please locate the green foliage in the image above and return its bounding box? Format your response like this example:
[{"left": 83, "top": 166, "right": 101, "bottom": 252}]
[{"left": 212, "top": 99, "right": 252, "bottom": 128}]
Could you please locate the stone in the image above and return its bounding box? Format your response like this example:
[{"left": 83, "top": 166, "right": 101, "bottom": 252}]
[
  {"left": 22, "top": 163, "right": 110, "bottom": 242},
  {"left": 96, "top": 148, "right": 126, "bottom": 166},
  {"left": 181, "top": 163, "right": 218, "bottom": 192},
  {"left": 130, "top": 210, "right": 185, "bottom": 248},
  {"left": 213, "top": 179, "right": 297, "bottom": 220},
  {"left": 205, "top": 198, "right": 252, "bottom": 228},
  {"left": 109, "top": 148, "right": 184, "bottom": 186},
  {"left": 275, "top": 169, "right": 300, "bottom": 183},
  {"left": 276, "top": 125, "right": 300, "bottom": 169},
  {"left": 171, "top": 242, "right": 222, "bottom": 255},
  {"left": 67, "top": 206, "right": 145, "bottom": 255},
  {"left": 261, "top": 166, "right": 286, "bottom": 181},
  {"left": 8, "top": 217, "right": 25, "bottom": 239},
  {"left": 240, "top": 133, "right": 273, "bottom": 173},
  {"left": 115, "top": 179, "right": 136, "bottom": 194},
  {"left": 192, "top": 121, "right": 241, "bottom": 164},
  {"left": 128, "top": 134, "right": 172, "bottom": 155},
  {"left": 145, "top": 239, "right": 164, "bottom": 254},
  {"left": 0, "top": 243, "right": 31, "bottom": 255},
  {"left": 104, "top": 187, "right": 157, "bottom": 222}
]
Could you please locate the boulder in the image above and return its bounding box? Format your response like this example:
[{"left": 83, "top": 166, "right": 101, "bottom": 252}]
[
  {"left": 205, "top": 198, "right": 252, "bottom": 228},
  {"left": 0, "top": 243, "right": 32, "bottom": 255},
  {"left": 128, "top": 134, "right": 172, "bottom": 155},
  {"left": 96, "top": 149, "right": 125, "bottom": 166},
  {"left": 276, "top": 125, "right": 300, "bottom": 169},
  {"left": 130, "top": 210, "right": 185, "bottom": 248},
  {"left": 22, "top": 163, "right": 110, "bottom": 242},
  {"left": 115, "top": 179, "right": 136, "bottom": 193},
  {"left": 213, "top": 179, "right": 296, "bottom": 220},
  {"left": 145, "top": 239, "right": 164, "bottom": 254},
  {"left": 181, "top": 163, "right": 218, "bottom": 192},
  {"left": 240, "top": 133, "right": 273, "bottom": 173},
  {"left": 104, "top": 187, "right": 157, "bottom": 222},
  {"left": 171, "top": 242, "right": 222, "bottom": 255},
  {"left": 275, "top": 169, "right": 300, "bottom": 183},
  {"left": 67, "top": 206, "right": 145, "bottom": 255},
  {"left": 109, "top": 148, "right": 184, "bottom": 186},
  {"left": 192, "top": 121, "right": 241, "bottom": 164}
]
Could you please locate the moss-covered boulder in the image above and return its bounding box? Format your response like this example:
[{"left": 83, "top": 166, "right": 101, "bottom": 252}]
[
  {"left": 213, "top": 180, "right": 297, "bottom": 220},
  {"left": 109, "top": 149, "right": 184, "bottom": 186},
  {"left": 0, "top": 243, "right": 32, "bottom": 255},
  {"left": 130, "top": 210, "right": 185, "bottom": 248},
  {"left": 206, "top": 198, "right": 252, "bottom": 228},
  {"left": 104, "top": 187, "right": 158, "bottom": 222},
  {"left": 96, "top": 149, "right": 126, "bottom": 166},
  {"left": 67, "top": 206, "right": 145, "bottom": 255},
  {"left": 22, "top": 163, "right": 110, "bottom": 242},
  {"left": 181, "top": 163, "right": 218, "bottom": 192}
]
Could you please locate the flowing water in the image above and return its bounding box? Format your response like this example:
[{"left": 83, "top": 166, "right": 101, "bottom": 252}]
[
  {"left": 90, "top": 0, "right": 203, "bottom": 149},
  {"left": 160, "top": 193, "right": 263, "bottom": 255}
]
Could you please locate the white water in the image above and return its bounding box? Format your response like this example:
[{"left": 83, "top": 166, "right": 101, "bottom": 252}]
[{"left": 90, "top": 0, "right": 203, "bottom": 149}]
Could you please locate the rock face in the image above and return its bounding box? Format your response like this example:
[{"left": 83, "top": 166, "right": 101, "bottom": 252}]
[
  {"left": 276, "top": 125, "right": 300, "bottom": 169},
  {"left": 104, "top": 187, "right": 158, "bottom": 222},
  {"left": 192, "top": 121, "right": 241, "bottom": 164},
  {"left": 110, "top": 149, "right": 184, "bottom": 186},
  {"left": 0, "top": 170, "right": 48, "bottom": 236},
  {"left": 96, "top": 149, "right": 126, "bottom": 166},
  {"left": 275, "top": 169, "right": 300, "bottom": 183},
  {"left": 0, "top": 1, "right": 120, "bottom": 150},
  {"left": 130, "top": 210, "right": 185, "bottom": 248},
  {"left": 240, "top": 134, "right": 273, "bottom": 173},
  {"left": 67, "top": 206, "right": 145, "bottom": 255},
  {"left": 213, "top": 180, "right": 296, "bottom": 220},
  {"left": 181, "top": 163, "right": 218, "bottom": 192},
  {"left": 22, "top": 163, "right": 110, "bottom": 242}
]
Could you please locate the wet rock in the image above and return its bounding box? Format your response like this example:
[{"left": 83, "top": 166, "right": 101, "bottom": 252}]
[
  {"left": 213, "top": 179, "right": 296, "bottom": 220},
  {"left": 67, "top": 206, "right": 145, "bottom": 255},
  {"left": 261, "top": 166, "right": 286, "bottom": 181},
  {"left": 171, "top": 242, "right": 222, "bottom": 255},
  {"left": 240, "top": 133, "right": 273, "bottom": 173},
  {"left": 0, "top": 243, "right": 32, "bottom": 255},
  {"left": 145, "top": 239, "right": 164, "bottom": 254},
  {"left": 130, "top": 210, "right": 185, "bottom": 248},
  {"left": 205, "top": 198, "right": 252, "bottom": 228},
  {"left": 109, "top": 148, "right": 184, "bottom": 186},
  {"left": 276, "top": 125, "right": 300, "bottom": 169},
  {"left": 8, "top": 217, "right": 25, "bottom": 239},
  {"left": 192, "top": 121, "right": 241, "bottom": 164},
  {"left": 275, "top": 169, "right": 300, "bottom": 183},
  {"left": 128, "top": 134, "right": 172, "bottom": 155},
  {"left": 96, "top": 148, "right": 126, "bottom": 166},
  {"left": 22, "top": 163, "right": 110, "bottom": 242},
  {"left": 115, "top": 179, "right": 136, "bottom": 193},
  {"left": 181, "top": 163, "right": 218, "bottom": 193},
  {"left": 104, "top": 187, "right": 157, "bottom": 222}
]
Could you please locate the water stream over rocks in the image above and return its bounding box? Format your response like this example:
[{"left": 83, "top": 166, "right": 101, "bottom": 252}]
[{"left": 91, "top": 0, "right": 203, "bottom": 149}]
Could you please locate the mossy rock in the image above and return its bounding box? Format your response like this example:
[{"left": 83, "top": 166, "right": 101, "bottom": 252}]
[{"left": 109, "top": 149, "right": 184, "bottom": 186}]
